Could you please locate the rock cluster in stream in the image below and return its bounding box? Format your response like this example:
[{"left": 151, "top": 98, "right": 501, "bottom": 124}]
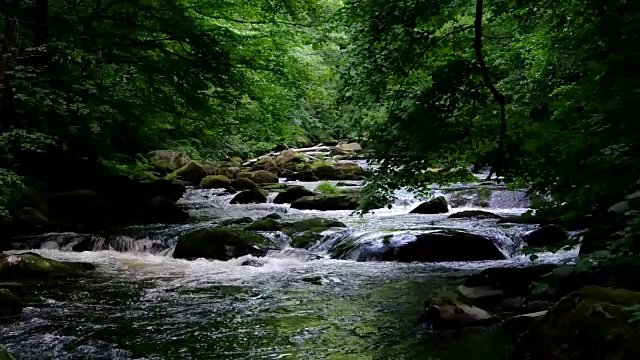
[{"left": 419, "top": 261, "right": 640, "bottom": 360}]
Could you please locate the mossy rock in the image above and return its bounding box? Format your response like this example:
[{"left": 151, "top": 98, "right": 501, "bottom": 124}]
[
  {"left": 146, "top": 150, "right": 191, "bottom": 173},
  {"left": 229, "top": 156, "right": 243, "bottom": 164},
  {"left": 0, "top": 288, "right": 22, "bottom": 319},
  {"left": 230, "top": 188, "right": 268, "bottom": 204},
  {"left": 291, "top": 231, "right": 323, "bottom": 249},
  {"left": 231, "top": 178, "right": 258, "bottom": 191},
  {"left": 238, "top": 170, "right": 279, "bottom": 184},
  {"left": 0, "top": 253, "right": 95, "bottom": 281},
  {"left": 410, "top": 196, "right": 449, "bottom": 214},
  {"left": 263, "top": 213, "right": 282, "bottom": 220},
  {"left": 449, "top": 210, "right": 501, "bottom": 220},
  {"left": 173, "top": 228, "right": 277, "bottom": 260},
  {"left": 220, "top": 217, "right": 254, "bottom": 226},
  {"left": 200, "top": 175, "right": 232, "bottom": 189},
  {"left": 273, "top": 186, "right": 318, "bottom": 204},
  {"left": 291, "top": 194, "right": 359, "bottom": 211},
  {"left": 275, "top": 150, "right": 304, "bottom": 166},
  {"left": 418, "top": 287, "right": 497, "bottom": 330},
  {"left": 515, "top": 286, "right": 640, "bottom": 360},
  {"left": 251, "top": 157, "right": 278, "bottom": 172},
  {"left": 245, "top": 218, "right": 282, "bottom": 231},
  {"left": 283, "top": 217, "right": 346, "bottom": 234},
  {"left": 167, "top": 161, "right": 207, "bottom": 184},
  {"left": 0, "top": 346, "right": 15, "bottom": 360},
  {"left": 14, "top": 207, "right": 49, "bottom": 232},
  {"left": 329, "top": 239, "right": 356, "bottom": 259},
  {"left": 215, "top": 167, "right": 241, "bottom": 179}
]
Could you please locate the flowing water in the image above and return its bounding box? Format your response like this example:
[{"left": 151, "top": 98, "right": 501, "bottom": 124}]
[{"left": 1, "top": 169, "right": 577, "bottom": 359}]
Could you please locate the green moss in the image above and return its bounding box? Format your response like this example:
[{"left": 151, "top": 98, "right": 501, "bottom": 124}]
[
  {"left": 316, "top": 181, "right": 341, "bottom": 195},
  {"left": 330, "top": 239, "right": 356, "bottom": 259},
  {"left": 517, "top": 286, "right": 640, "bottom": 360},
  {"left": 0, "top": 253, "right": 94, "bottom": 281},
  {"left": 246, "top": 218, "right": 282, "bottom": 231},
  {"left": 0, "top": 346, "right": 16, "bottom": 360},
  {"left": 283, "top": 218, "right": 346, "bottom": 234},
  {"left": 291, "top": 231, "right": 322, "bottom": 248},
  {"left": 173, "top": 228, "right": 276, "bottom": 260},
  {"left": 200, "top": 175, "right": 231, "bottom": 189}
]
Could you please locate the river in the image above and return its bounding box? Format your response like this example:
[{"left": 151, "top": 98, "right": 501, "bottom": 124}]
[{"left": 0, "top": 167, "right": 576, "bottom": 359}]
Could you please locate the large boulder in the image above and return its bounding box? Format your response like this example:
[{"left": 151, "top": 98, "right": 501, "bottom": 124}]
[
  {"left": 283, "top": 218, "right": 346, "bottom": 234},
  {"left": 0, "top": 288, "right": 22, "bottom": 319},
  {"left": 140, "top": 179, "right": 186, "bottom": 202},
  {"left": 142, "top": 196, "right": 189, "bottom": 223},
  {"left": 230, "top": 189, "right": 268, "bottom": 204},
  {"left": 220, "top": 217, "right": 254, "bottom": 226},
  {"left": 0, "top": 252, "right": 95, "bottom": 281},
  {"left": 169, "top": 161, "right": 207, "bottom": 184},
  {"left": 273, "top": 186, "right": 318, "bottom": 204},
  {"left": 410, "top": 196, "right": 449, "bottom": 214},
  {"left": 330, "top": 143, "right": 362, "bottom": 156},
  {"left": 291, "top": 194, "right": 359, "bottom": 211},
  {"left": 146, "top": 150, "right": 191, "bottom": 173},
  {"left": 214, "top": 167, "right": 241, "bottom": 179},
  {"left": 200, "top": 175, "right": 231, "bottom": 189},
  {"left": 275, "top": 150, "right": 304, "bottom": 166},
  {"left": 524, "top": 224, "right": 568, "bottom": 248},
  {"left": 290, "top": 163, "right": 366, "bottom": 181},
  {"left": 238, "top": 170, "right": 279, "bottom": 184},
  {"left": 514, "top": 286, "right": 640, "bottom": 360},
  {"left": 245, "top": 218, "right": 282, "bottom": 231},
  {"left": 230, "top": 178, "right": 258, "bottom": 191},
  {"left": 376, "top": 230, "right": 505, "bottom": 262},
  {"left": 251, "top": 157, "right": 278, "bottom": 172},
  {"left": 173, "top": 228, "right": 278, "bottom": 260},
  {"left": 417, "top": 287, "right": 498, "bottom": 330}
]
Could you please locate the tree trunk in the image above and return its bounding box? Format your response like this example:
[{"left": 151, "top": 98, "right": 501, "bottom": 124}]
[{"left": 473, "top": 0, "right": 507, "bottom": 179}]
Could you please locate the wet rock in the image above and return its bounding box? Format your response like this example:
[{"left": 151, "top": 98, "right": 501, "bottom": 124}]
[
  {"left": 0, "top": 347, "right": 15, "bottom": 360},
  {"left": 448, "top": 210, "right": 501, "bottom": 220},
  {"left": 464, "top": 264, "right": 557, "bottom": 298},
  {"left": 0, "top": 288, "right": 22, "bottom": 319},
  {"left": 514, "top": 286, "right": 640, "bottom": 360},
  {"left": 329, "top": 239, "right": 356, "bottom": 259},
  {"left": 502, "top": 311, "right": 547, "bottom": 336},
  {"left": 301, "top": 276, "right": 324, "bottom": 285},
  {"left": 200, "top": 175, "right": 232, "bottom": 189},
  {"left": 290, "top": 231, "right": 323, "bottom": 249},
  {"left": 524, "top": 224, "right": 568, "bottom": 247},
  {"left": 330, "top": 143, "right": 362, "bottom": 156},
  {"left": 291, "top": 194, "right": 359, "bottom": 211},
  {"left": 167, "top": 161, "right": 207, "bottom": 184},
  {"left": 264, "top": 213, "right": 282, "bottom": 220},
  {"left": 377, "top": 230, "right": 505, "bottom": 262},
  {"left": 418, "top": 287, "right": 498, "bottom": 330},
  {"left": 141, "top": 179, "right": 186, "bottom": 203},
  {"left": 143, "top": 196, "right": 189, "bottom": 223},
  {"left": 230, "top": 188, "right": 268, "bottom": 204},
  {"left": 497, "top": 214, "right": 551, "bottom": 225},
  {"left": 0, "top": 252, "right": 95, "bottom": 281},
  {"left": 283, "top": 218, "right": 346, "bottom": 234},
  {"left": 457, "top": 285, "right": 506, "bottom": 308},
  {"left": 230, "top": 178, "right": 259, "bottom": 191},
  {"left": 335, "top": 181, "right": 360, "bottom": 187},
  {"left": 240, "top": 258, "right": 263, "bottom": 267},
  {"left": 273, "top": 186, "right": 318, "bottom": 204},
  {"left": 238, "top": 170, "right": 279, "bottom": 184},
  {"left": 220, "top": 217, "right": 254, "bottom": 226},
  {"left": 410, "top": 196, "right": 449, "bottom": 214},
  {"left": 173, "top": 228, "right": 278, "bottom": 260},
  {"left": 245, "top": 218, "right": 282, "bottom": 231},
  {"left": 146, "top": 150, "right": 191, "bottom": 173}
]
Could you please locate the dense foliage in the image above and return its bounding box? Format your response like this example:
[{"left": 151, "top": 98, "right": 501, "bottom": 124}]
[
  {"left": 0, "top": 0, "right": 342, "bottom": 222},
  {"left": 339, "top": 0, "right": 640, "bottom": 228}
]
